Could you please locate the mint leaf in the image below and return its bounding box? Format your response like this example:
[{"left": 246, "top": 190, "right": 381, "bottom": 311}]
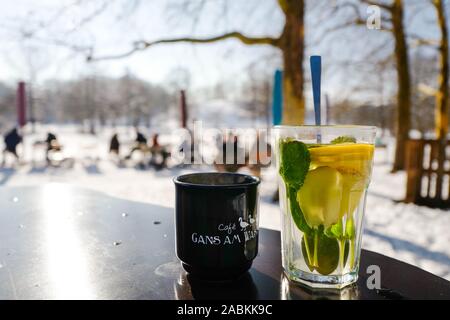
[
  {"left": 278, "top": 139, "right": 312, "bottom": 234},
  {"left": 279, "top": 139, "right": 310, "bottom": 189},
  {"left": 324, "top": 220, "right": 344, "bottom": 239},
  {"left": 316, "top": 232, "right": 340, "bottom": 275},
  {"left": 330, "top": 136, "right": 356, "bottom": 144}
]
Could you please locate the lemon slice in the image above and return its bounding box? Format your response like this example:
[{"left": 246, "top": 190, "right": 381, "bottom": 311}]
[
  {"left": 310, "top": 144, "right": 374, "bottom": 177},
  {"left": 309, "top": 143, "right": 374, "bottom": 158}
]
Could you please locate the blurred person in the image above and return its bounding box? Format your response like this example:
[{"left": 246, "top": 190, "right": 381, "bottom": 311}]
[
  {"left": 149, "top": 133, "right": 170, "bottom": 170},
  {"left": 33, "top": 132, "right": 62, "bottom": 165},
  {"left": 43, "top": 132, "right": 62, "bottom": 164},
  {"left": 109, "top": 133, "right": 120, "bottom": 155},
  {"left": 2, "top": 127, "right": 22, "bottom": 166},
  {"left": 136, "top": 130, "right": 147, "bottom": 145},
  {"left": 125, "top": 128, "right": 148, "bottom": 160}
]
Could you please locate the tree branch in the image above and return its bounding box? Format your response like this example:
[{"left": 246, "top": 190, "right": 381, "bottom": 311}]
[
  {"left": 412, "top": 38, "right": 440, "bottom": 47},
  {"left": 319, "top": 16, "right": 393, "bottom": 37},
  {"left": 324, "top": 0, "right": 393, "bottom": 35},
  {"left": 88, "top": 32, "right": 279, "bottom": 61},
  {"left": 360, "top": 0, "right": 393, "bottom": 11},
  {"left": 408, "top": 33, "right": 440, "bottom": 47}
]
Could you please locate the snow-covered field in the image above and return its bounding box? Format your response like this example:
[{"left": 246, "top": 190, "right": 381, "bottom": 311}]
[{"left": 1, "top": 124, "right": 449, "bottom": 281}]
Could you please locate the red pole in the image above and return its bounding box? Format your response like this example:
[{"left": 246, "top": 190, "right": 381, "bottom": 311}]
[
  {"left": 17, "top": 81, "right": 26, "bottom": 127},
  {"left": 180, "top": 90, "right": 187, "bottom": 128}
]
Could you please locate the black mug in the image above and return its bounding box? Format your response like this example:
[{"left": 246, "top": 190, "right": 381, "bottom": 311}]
[{"left": 174, "top": 172, "right": 260, "bottom": 281}]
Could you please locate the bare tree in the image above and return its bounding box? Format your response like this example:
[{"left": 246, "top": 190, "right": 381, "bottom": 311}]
[
  {"left": 389, "top": 0, "right": 412, "bottom": 171},
  {"left": 429, "top": 0, "right": 449, "bottom": 204},
  {"left": 432, "top": 0, "right": 449, "bottom": 141},
  {"left": 88, "top": 0, "right": 306, "bottom": 125},
  {"left": 333, "top": 0, "right": 412, "bottom": 171},
  {"left": 42, "top": 75, "right": 170, "bottom": 127}
]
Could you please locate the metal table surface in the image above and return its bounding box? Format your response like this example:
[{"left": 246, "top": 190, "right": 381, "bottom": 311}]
[{"left": 1, "top": 184, "right": 449, "bottom": 300}]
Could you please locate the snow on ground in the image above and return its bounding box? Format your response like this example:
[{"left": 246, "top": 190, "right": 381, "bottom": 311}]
[{"left": 1, "top": 124, "right": 449, "bottom": 281}]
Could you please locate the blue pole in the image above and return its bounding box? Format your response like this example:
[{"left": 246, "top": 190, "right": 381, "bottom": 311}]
[{"left": 272, "top": 70, "right": 283, "bottom": 126}]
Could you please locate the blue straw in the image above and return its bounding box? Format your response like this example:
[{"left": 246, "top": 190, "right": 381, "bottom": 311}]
[
  {"left": 272, "top": 70, "right": 283, "bottom": 126},
  {"left": 310, "top": 56, "right": 322, "bottom": 142}
]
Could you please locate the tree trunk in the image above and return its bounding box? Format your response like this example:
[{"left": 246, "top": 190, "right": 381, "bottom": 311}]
[
  {"left": 433, "top": 0, "right": 449, "bottom": 201},
  {"left": 279, "top": 0, "right": 305, "bottom": 125},
  {"left": 434, "top": 0, "right": 449, "bottom": 141},
  {"left": 391, "top": 0, "right": 411, "bottom": 172}
]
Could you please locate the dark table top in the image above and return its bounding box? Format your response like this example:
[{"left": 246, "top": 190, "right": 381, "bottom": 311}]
[{"left": 0, "top": 184, "right": 449, "bottom": 300}]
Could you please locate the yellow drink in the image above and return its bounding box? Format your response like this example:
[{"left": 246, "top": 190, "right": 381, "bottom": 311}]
[{"left": 276, "top": 129, "right": 376, "bottom": 288}]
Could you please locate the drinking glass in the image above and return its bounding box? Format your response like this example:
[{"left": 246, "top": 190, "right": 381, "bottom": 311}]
[{"left": 274, "top": 125, "right": 376, "bottom": 288}]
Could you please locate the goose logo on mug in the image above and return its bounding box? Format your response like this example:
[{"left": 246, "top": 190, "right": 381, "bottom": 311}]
[
  {"left": 174, "top": 172, "right": 260, "bottom": 281},
  {"left": 190, "top": 216, "right": 258, "bottom": 246}
]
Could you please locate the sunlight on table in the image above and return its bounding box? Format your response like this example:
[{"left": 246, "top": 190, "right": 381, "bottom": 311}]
[{"left": 42, "top": 183, "right": 95, "bottom": 299}]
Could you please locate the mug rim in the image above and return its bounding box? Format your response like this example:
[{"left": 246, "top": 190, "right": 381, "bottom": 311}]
[{"left": 174, "top": 172, "right": 260, "bottom": 189}]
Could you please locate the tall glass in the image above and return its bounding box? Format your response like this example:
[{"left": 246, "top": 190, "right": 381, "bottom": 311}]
[{"left": 274, "top": 126, "right": 376, "bottom": 289}]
